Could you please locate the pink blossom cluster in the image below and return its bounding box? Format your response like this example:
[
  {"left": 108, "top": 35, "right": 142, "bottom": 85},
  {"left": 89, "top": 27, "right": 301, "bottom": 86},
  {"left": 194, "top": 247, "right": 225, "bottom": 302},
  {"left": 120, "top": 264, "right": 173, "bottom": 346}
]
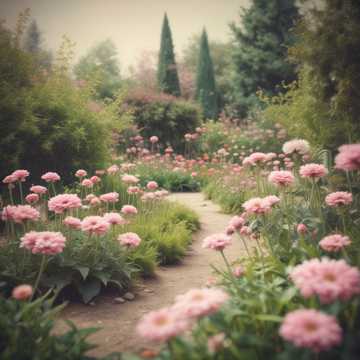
[
  {"left": 30, "top": 185, "right": 47, "bottom": 194},
  {"left": 279, "top": 309, "right": 342, "bottom": 352},
  {"left": 118, "top": 232, "right": 141, "bottom": 248},
  {"left": 63, "top": 216, "right": 82, "bottom": 230},
  {"left": 12, "top": 284, "right": 33, "bottom": 300},
  {"left": 81, "top": 216, "right": 110, "bottom": 236},
  {"left": 319, "top": 234, "right": 351, "bottom": 252},
  {"left": 2, "top": 169, "right": 30, "bottom": 184},
  {"left": 48, "top": 194, "right": 82, "bottom": 214},
  {"left": 325, "top": 191, "right": 352, "bottom": 207},
  {"left": 202, "top": 233, "right": 232, "bottom": 251},
  {"left": 104, "top": 212, "right": 126, "bottom": 226},
  {"left": 75, "top": 169, "right": 87, "bottom": 178},
  {"left": 146, "top": 181, "right": 158, "bottom": 190},
  {"left": 99, "top": 192, "right": 119, "bottom": 203},
  {"left": 20, "top": 231, "right": 66, "bottom": 255},
  {"left": 41, "top": 172, "right": 61, "bottom": 182},
  {"left": 335, "top": 144, "right": 360, "bottom": 171},
  {"left": 290, "top": 258, "right": 360, "bottom": 304},
  {"left": 282, "top": 139, "right": 310, "bottom": 155},
  {"left": 1, "top": 205, "right": 40, "bottom": 223},
  {"left": 121, "top": 205, "right": 138, "bottom": 215},
  {"left": 242, "top": 195, "right": 280, "bottom": 215},
  {"left": 299, "top": 163, "right": 328, "bottom": 179},
  {"left": 122, "top": 174, "right": 140, "bottom": 184},
  {"left": 268, "top": 170, "right": 295, "bottom": 187},
  {"left": 242, "top": 152, "right": 267, "bottom": 166}
]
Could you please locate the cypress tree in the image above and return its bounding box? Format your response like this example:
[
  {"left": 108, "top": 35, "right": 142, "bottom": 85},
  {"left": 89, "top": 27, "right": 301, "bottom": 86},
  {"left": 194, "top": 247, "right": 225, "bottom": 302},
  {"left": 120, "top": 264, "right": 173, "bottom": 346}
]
[
  {"left": 195, "top": 29, "right": 218, "bottom": 119},
  {"left": 23, "top": 20, "right": 41, "bottom": 54},
  {"left": 157, "top": 13, "right": 181, "bottom": 96},
  {"left": 230, "top": 0, "right": 299, "bottom": 117}
]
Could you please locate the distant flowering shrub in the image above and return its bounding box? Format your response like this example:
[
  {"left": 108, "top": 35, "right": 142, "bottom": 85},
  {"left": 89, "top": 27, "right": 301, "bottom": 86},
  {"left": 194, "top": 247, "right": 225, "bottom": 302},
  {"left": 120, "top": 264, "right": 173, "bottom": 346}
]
[{"left": 279, "top": 309, "right": 342, "bottom": 352}]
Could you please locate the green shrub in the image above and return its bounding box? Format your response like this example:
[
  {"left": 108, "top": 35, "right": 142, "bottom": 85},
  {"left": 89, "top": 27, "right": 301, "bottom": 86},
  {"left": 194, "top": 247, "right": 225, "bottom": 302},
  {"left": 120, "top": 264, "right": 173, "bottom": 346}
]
[{"left": 120, "top": 89, "right": 201, "bottom": 151}]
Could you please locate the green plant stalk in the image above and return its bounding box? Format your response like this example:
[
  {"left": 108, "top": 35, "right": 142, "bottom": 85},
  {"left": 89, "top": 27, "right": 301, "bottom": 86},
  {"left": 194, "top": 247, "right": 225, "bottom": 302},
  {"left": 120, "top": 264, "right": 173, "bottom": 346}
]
[
  {"left": 18, "top": 181, "right": 24, "bottom": 204},
  {"left": 8, "top": 185, "right": 14, "bottom": 205},
  {"left": 237, "top": 233, "right": 251, "bottom": 258},
  {"left": 31, "top": 255, "right": 47, "bottom": 300}
]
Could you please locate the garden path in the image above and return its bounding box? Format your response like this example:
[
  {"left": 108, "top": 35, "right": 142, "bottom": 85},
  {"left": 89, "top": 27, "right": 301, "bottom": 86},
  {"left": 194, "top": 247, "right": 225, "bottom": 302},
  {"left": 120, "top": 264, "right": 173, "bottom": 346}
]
[{"left": 57, "top": 192, "right": 245, "bottom": 356}]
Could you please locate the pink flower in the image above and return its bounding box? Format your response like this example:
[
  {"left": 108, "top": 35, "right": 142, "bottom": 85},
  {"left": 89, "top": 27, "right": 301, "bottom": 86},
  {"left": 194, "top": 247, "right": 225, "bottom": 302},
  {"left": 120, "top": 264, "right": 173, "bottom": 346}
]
[
  {"left": 225, "top": 226, "right": 235, "bottom": 235},
  {"left": 11, "top": 169, "right": 30, "bottom": 182},
  {"left": 282, "top": 139, "right": 310, "bottom": 155},
  {"left": 279, "top": 309, "right": 342, "bottom": 352},
  {"left": 242, "top": 152, "right": 267, "bottom": 166},
  {"left": 122, "top": 174, "right": 140, "bottom": 184},
  {"left": 150, "top": 136, "right": 159, "bottom": 144},
  {"left": 228, "top": 216, "right": 245, "bottom": 231},
  {"left": 81, "top": 179, "right": 93, "bottom": 188},
  {"left": 127, "top": 186, "right": 140, "bottom": 194},
  {"left": 174, "top": 288, "right": 229, "bottom": 319},
  {"left": 325, "top": 191, "right": 352, "bottom": 207},
  {"left": 335, "top": 144, "right": 360, "bottom": 171},
  {"left": 136, "top": 307, "right": 190, "bottom": 342},
  {"left": 30, "top": 185, "right": 47, "bottom": 194},
  {"left": 75, "top": 169, "right": 87, "bottom": 178},
  {"left": 233, "top": 266, "right": 244, "bottom": 278},
  {"left": 290, "top": 258, "right": 360, "bottom": 304},
  {"left": 202, "top": 233, "right": 232, "bottom": 251},
  {"left": 263, "top": 195, "right": 280, "bottom": 207},
  {"left": 99, "top": 192, "right": 119, "bottom": 203},
  {"left": 118, "top": 232, "right": 141, "bottom": 247},
  {"left": 104, "top": 212, "right": 126, "bottom": 226},
  {"left": 1, "top": 205, "right": 40, "bottom": 223},
  {"left": 48, "top": 194, "right": 82, "bottom": 214},
  {"left": 41, "top": 172, "right": 60, "bottom": 182},
  {"left": 319, "top": 234, "right": 351, "bottom": 252},
  {"left": 107, "top": 164, "right": 120, "bottom": 174},
  {"left": 297, "top": 223, "right": 308, "bottom": 235},
  {"left": 12, "top": 284, "right": 33, "bottom": 300},
  {"left": 25, "top": 193, "right": 39, "bottom": 204},
  {"left": 90, "top": 197, "right": 101, "bottom": 206},
  {"left": 239, "top": 226, "right": 252, "bottom": 236},
  {"left": 121, "top": 205, "right": 138, "bottom": 215},
  {"left": 208, "top": 333, "right": 226, "bottom": 354},
  {"left": 90, "top": 175, "right": 101, "bottom": 184},
  {"left": 20, "top": 231, "right": 66, "bottom": 255},
  {"left": 81, "top": 216, "right": 110, "bottom": 236},
  {"left": 299, "top": 163, "right": 328, "bottom": 179},
  {"left": 63, "top": 216, "right": 82, "bottom": 230},
  {"left": 242, "top": 197, "right": 271, "bottom": 215},
  {"left": 146, "top": 181, "right": 158, "bottom": 190},
  {"left": 2, "top": 174, "right": 16, "bottom": 184},
  {"left": 268, "top": 170, "right": 295, "bottom": 187}
]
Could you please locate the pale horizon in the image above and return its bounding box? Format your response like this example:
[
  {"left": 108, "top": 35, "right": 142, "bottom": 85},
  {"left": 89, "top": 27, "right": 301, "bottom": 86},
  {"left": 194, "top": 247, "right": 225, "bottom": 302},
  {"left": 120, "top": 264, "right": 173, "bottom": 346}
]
[{"left": 0, "top": 0, "right": 250, "bottom": 73}]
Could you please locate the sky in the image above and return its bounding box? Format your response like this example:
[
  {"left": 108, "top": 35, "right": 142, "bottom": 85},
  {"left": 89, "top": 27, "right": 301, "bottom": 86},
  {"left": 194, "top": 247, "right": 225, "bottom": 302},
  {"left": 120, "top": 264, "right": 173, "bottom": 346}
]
[{"left": 0, "top": 0, "right": 250, "bottom": 72}]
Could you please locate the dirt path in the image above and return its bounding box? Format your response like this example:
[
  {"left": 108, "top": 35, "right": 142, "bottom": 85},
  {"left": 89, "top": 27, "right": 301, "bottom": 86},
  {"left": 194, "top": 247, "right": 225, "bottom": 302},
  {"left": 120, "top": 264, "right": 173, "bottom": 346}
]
[{"left": 57, "top": 193, "right": 245, "bottom": 356}]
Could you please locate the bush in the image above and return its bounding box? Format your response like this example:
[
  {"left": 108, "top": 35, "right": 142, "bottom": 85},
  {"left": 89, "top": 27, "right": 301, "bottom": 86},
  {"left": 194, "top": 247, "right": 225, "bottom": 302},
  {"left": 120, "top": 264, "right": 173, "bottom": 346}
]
[{"left": 120, "top": 89, "right": 201, "bottom": 151}]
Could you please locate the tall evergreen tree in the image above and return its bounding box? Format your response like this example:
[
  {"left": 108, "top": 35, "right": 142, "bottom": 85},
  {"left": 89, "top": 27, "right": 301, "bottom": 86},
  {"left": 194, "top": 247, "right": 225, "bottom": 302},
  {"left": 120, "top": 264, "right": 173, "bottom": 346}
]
[
  {"left": 195, "top": 29, "right": 218, "bottom": 119},
  {"left": 23, "top": 20, "right": 41, "bottom": 53},
  {"left": 157, "top": 13, "right": 181, "bottom": 96},
  {"left": 230, "top": 0, "right": 299, "bottom": 117}
]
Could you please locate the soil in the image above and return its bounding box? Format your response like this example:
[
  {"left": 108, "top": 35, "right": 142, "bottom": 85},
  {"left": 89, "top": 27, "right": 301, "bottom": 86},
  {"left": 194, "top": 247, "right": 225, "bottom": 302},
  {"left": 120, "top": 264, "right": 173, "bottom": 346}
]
[{"left": 56, "top": 192, "right": 246, "bottom": 357}]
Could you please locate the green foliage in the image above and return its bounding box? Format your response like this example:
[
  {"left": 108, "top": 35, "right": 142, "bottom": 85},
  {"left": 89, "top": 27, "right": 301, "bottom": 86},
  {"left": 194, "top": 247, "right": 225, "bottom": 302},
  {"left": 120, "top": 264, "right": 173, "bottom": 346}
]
[
  {"left": 229, "top": 0, "right": 299, "bottom": 117},
  {"left": 195, "top": 30, "right": 218, "bottom": 120},
  {"left": 121, "top": 90, "right": 201, "bottom": 151},
  {"left": 0, "top": 291, "right": 119, "bottom": 359},
  {"left": 157, "top": 14, "right": 181, "bottom": 96},
  {"left": 74, "top": 39, "right": 122, "bottom": 100}
]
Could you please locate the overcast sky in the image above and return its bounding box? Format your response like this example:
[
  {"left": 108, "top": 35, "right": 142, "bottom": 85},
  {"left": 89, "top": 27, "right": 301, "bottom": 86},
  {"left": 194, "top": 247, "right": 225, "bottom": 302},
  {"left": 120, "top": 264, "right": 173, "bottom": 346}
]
[{"left": 0, "top": 0, "right": 250, "bottom": 71}]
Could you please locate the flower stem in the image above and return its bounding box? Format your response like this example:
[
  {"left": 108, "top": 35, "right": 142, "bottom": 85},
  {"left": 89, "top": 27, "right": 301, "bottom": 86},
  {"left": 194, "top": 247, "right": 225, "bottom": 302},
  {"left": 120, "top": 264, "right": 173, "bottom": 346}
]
[{"left": 31, "top": 255, "right": 46, "bottom": 301}]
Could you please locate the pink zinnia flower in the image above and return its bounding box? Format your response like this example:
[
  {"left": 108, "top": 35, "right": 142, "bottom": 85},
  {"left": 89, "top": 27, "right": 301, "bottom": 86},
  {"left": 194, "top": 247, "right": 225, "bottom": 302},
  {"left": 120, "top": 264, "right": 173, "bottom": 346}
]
[
  {"left": 63, "top": 216, "right": 82, "bottom": 230},
  {"left": 1, "top": 205, "right": 40, "bottom": 223},
  {"left": 99, "top": 192, "right": 119, "bottom": 203},
  {"left": 150, "top": 136, "right": 159, "bottom": 144},
  {"left": 20, "top": 231, "right": 66, "bottom": 255},
  {"left": 12, "top": 284, "right": 33, "bottom": 300},
  {"left": 263, "top": 195, "right": 280, "bottom": 207},
  {"left": 202, "top": 233, "right": 232, "bottom": 251},
  {"left": 325, "top": 191, "right": 352, "bottom": 207},
  {"left": 299, "top": 163, "right": 328, "bottom": 179},
  {"left": 208, "top": 333, "right": 226, "bottom": 354},
  {"left": 75, "top": 169, "right": 87, "bottom": 178},
  {"left": 104, "top": 212, "right": 126, "bottom": 226},
  {"left": 41, "top": 172, "right": 60, "bottom": 182},
  {"left": 297, "top": 223, "right": 308, "bottom": 235},
  {"left": 2, "top": 174, "right": 16, "bottom": 184},
  {"left": 11, "top": 169, "right": 30, "bottom": 182},
  {"left": 239, "top": 226, "right": 252, "bottom": 236},
  {"left": 30, "top": 185, "right": 47, "bottom": 194},
  {"left": 146, "top": 181, "right": 158, "bottom": 190},
  {"left": 290, "top": 258, "right": 360, "bottom": 304},
  {"left": 242, "top": 152, "right": 267, "bottom": 166},
  {"left": 121, "top": 205, "right": 138, "bottom": 215},
  {"left": 122, "top": 174, "right": 140, "bottom": 185},
  {"left": 90, "top": 197, "right": 101, "bottom": 206},
  {"left": 48, "top": 194, "right": 82, "bottom": 214},
  {"left": 118, "top": 232, "right": 141, "bottom": 247},
  {"left": 136, "top": 307, "right": 190, "bottom": 343},
  {"left": 242, "top": 197, "right": 271, "bottom": 215},
  {"left": 335, "top": 144, "right": 360, "bottom": 171},
  {"left": 280, "top": 309, "right": 342, "bottom": 352},
  {"left": 174, "top": 288, "right": 229, "bottom": 319},
  {"left": 127, "top": 186, "right": 140, "bottom": 194},
  {"left": 25, "top": 193, "right": 39, "bottom": 204},
  {"left": 282, "top": 139, "right": 310, "bottom": 155},
  {"left": 319, "top": 234, "right": 351, "bottom": 252},
  {"left": 268, "top": 170, "right": 295, "bottom": 187},
  {"left": 81, "top": 179, "right": 93, "bottom": 188},
  {"left": 228, "top": 216, "right": 245, "bottom": 231},
  {"left": 107, "top": 164, "right": 120, "bottom": 174},
  {"left": 90, "top": 175, "right": 101, "bottom": 184},
  {"left": 81, "top": 216, "right": 110, "bottom": 236}
]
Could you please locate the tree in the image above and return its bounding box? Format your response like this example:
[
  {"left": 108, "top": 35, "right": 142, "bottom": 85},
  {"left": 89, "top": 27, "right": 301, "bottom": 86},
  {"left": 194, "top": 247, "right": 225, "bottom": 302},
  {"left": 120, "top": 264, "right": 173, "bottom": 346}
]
[
  {"left": 74, "top": 39, "right": 122, "bottom": 99},
  {"left": 157, "top": 13, "right": 181, "bottom": 96},
  {"left": 195, "top": 29, "right": 218, "bottom": 119},
  {"left": 230, "top": 0, "right": 299, "bottom": 117}
]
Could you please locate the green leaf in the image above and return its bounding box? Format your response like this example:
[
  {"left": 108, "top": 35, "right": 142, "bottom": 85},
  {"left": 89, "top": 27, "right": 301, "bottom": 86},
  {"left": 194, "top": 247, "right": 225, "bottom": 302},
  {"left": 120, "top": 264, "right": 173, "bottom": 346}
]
[
  {"left": 255, "top": 314, "right": 283, "bottom": 322},
  {"left": 93, "top": 270, "right": 111, "bottom": 286},
  {"left": 76, "top": 266, "right": 90, "bottom": 280},
  {"left": 77, "top": 278, "right": 101, "bottom": 304}
]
